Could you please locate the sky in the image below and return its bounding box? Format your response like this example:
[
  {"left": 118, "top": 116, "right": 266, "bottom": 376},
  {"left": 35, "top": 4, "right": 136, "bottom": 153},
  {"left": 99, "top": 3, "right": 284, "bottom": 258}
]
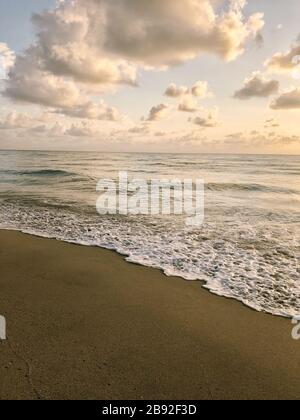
[{"left": 0, "top": 0, "right": 300, "bottom": 154}]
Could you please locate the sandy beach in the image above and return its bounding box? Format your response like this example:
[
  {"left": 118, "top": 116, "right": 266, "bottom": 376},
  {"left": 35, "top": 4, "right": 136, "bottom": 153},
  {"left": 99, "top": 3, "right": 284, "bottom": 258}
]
[{"left": 0, "top": 229, "right": 299, "bottom": 400}]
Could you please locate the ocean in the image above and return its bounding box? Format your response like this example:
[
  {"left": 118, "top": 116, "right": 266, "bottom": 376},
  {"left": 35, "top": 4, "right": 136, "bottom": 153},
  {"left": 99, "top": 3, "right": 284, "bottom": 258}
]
[{"left": 0, "top": 150, "right": 299, "bottom": 317}]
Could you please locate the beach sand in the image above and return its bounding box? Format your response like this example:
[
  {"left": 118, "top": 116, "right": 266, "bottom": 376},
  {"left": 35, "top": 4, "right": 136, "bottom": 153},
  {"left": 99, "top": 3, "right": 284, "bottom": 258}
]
[{"left": 0, "top": 230, "right": 299, "bottom": 400}]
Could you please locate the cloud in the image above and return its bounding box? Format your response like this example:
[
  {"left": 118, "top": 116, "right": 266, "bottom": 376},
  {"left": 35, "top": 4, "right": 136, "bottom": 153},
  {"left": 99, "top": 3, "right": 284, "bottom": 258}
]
[
  {"left": 101, "top": 0, "right": 264, "bottom": 65},
  {"left": 0, "top": 112, "right": 67, "bottom": 139},
  {"left": 171, "top": 129, "right": 300, "bottom": 150},
  {"left": 26, "top": 125, "right": 49, "bottom": 135},
  {"left": 23, "top": 122, "right": 66, "bottom": 138},
  {"left": 271, "top": 88, "right": 300, "bottom": 110},
  {"left": 0, "top": 43, "right": 15, "bottom": 78},
  {"left": 3, "top": 0, "right": 264, "bottom": 107},
  {"left": 165, "top": 81, "right": 212, "bottom": 113},
  {"left": 191, "top": 116, "right": 218, "bottom": 128},
  {"left": 3, "top": 47, "right": 122, "bottom": 121},
  {"left": 66, "top": 122, "right": 98, "bottom": 137},
  {"left": 266, "top": 37, "right": 300, "bottom": 74},
  {"left": 178, "top": 95, "right": 199, "bottom": 113},
  {"left": 147, "top": 104, "right": 169, "bottom": 121},
  {"left": 165, "top": 81, "right": 211, "bottom": 99},
  {"left": 224, "top": 130, "right": 300, "bottom": 147},
  {"left": 0, "top": 111, "right": 56, "bottom": 131},
  {"left": 234, "top": 72, "right": 279, "bottom": 99},
  {"left": 154, "top": 131, "right": 166, "bottom": 137},
  {"left": 128, "top": 124, "right": 150, "bottom": 134},
  {"left": 164, "top": 84, "right": 189, "bottom": 98},
  {"left": 190, "top": 109, "right": 219, "bottom": 127},
  {"left": 30, "top": 1, "right": 138, "bottom": 87},
  {"left": 0, "top": 112, "right": 34, "bottom": 130},
  {"left": 4, "top": 47, "right": 83, "bottom": 109},
  {"left": 191, "top": 81, "right": 211, "bottom": 98},
  {"left": 264, "top": 118, "right": 280, "bottom": 128},
  {"left": 165, "top": 81, "right": 212, "bottom": 99},
  {"left": 56, "top": 101, "right": 120, "bottom": 121}
]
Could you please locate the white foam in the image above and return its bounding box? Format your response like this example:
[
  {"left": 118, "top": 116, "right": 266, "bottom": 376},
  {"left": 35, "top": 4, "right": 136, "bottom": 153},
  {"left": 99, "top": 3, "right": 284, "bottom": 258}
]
[{"left": 0, "top": 201, "right": 299, "bottom": 318}]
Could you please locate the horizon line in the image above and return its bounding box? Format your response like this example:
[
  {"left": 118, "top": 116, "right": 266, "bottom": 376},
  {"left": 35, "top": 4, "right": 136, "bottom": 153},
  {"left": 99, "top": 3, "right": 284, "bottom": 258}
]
[{"left": 0, "top": 148, "right": 299, "bottom": 157}]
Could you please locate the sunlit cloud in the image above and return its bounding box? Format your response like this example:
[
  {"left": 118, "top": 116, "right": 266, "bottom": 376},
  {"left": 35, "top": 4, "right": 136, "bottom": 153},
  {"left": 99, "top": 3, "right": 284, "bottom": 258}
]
[
  {"left": 2, "top": 0, "right": 264, "bottom": 111},
  {"left": 55, "top": 101, "right": 121, "bottom": 121},
  {"left": 234, "top": 72, "right": 279, "bottom": 99},
  {"left": 0, "top": 43, "right": 15, "bottom": 79},
  {"left": 271, "top": 88, "right": 300, "bottom": 110},
  {"left": 146, "top": 104, "right": 170, "bottom": 121},
  {"left": 266, "top": 36, "right": 300, "bottom": 75},
  {"left": 189, "top": 108, "right": 219, "bottom": 128},
  {"left": 178, "top": 95, "right": 199, "bottom": 113}
]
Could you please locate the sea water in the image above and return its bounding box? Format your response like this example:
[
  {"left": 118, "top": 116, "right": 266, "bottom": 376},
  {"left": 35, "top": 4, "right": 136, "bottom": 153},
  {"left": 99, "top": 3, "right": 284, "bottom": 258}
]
[{"left": 0, "top": 150, "right": 299, "bottom": 317}]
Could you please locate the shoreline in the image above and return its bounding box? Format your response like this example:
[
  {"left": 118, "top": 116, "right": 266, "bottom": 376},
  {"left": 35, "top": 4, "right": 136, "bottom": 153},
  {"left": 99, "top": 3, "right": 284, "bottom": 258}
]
[
  {"left": 0, "top": 229, "right": 299, "bottom": 400},
  {"left": 0, "top": 227, "right": 293, "bottom": 319}
]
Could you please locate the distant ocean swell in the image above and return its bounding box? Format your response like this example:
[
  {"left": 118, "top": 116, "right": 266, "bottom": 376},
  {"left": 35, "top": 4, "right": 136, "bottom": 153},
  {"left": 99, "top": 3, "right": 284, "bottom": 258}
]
[
  {"left": 0, "top": 168, "right": 298, "bottom": 195},
  {"left": 0, "top": 169, "right": 75, "bottom": 177}
]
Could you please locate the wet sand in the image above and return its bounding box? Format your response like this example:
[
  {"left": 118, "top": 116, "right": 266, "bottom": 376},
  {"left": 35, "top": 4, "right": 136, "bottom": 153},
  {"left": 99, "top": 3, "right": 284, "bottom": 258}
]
[{"left": 0, "top": 230, "right": 299, "bottom": 400}]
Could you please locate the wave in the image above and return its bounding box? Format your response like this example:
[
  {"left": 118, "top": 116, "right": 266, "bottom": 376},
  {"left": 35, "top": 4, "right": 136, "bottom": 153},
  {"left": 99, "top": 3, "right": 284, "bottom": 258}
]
[
  {"left": 19, "top": 169, "right": 75, "bottom": 177},
  {"left": 206, "top": 182, "right": 298, "bottom": 194},
  {"left": 0, "top": 169, "right": 75, "bottom": 177},
  {"left": 0, "top": 200, "right": 299, "bottom": 319}
]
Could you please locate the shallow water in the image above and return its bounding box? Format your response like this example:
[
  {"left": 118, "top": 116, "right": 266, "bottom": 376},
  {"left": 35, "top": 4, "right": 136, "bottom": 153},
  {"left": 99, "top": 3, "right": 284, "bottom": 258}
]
[{"left": 0, "top": 150, "right": 299, "bottom": 317}]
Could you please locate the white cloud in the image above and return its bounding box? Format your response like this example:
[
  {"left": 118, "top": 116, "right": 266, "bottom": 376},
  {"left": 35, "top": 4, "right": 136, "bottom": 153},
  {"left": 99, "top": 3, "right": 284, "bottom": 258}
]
[
  {"left": 178, "top": 95, "right": 199, "bottom": 113},
  {"left": 66, "top": 122, "right": 99, "bottom": 137},
  {"left": 56, "top": 101, "right": 121, "bottom": 121},
  {"left": 165, "top": 81, "right": 212, "bottom": 113},
  {"left": 147, "top": 104, "right": 170, "bottom": 121},
  {"left": 0, "top": 112, "right": 48, "bottom": 130},
  {"left": 4, "top": 47, "right": 83, "bottom": 109},
  {"left": 165, "top": 81, "right": 211, "bottom": 99},
  {"left": 165, "top": 84, "right": 189, "bottom": 98},
  {"left": 271, "top": 88, "right": 300, "bottom": 110},
  {"left": 3, "top": 0, "right": 264, "bottom": 108},
  {"left": 234, "top": 72, "right": 279, "bottom": 99},
  {"left": 264, "top": 118, "right": 280, "bottom": 128},
  {"left": 224, "top": 130, "right": 300, "bottom": 147},
  {"left": 190, "top": 108, "right": 219, "bottom": 127},
  {"left": 100, "top": 0, "right": 264, "bottom": 65},
  {"left": 154, "top": 131, "right": 166, "bottom": 137},
  {"left": 191, "top": 81, "right": 211, "bottom": 98},
  {"left": 266, "top": 37, "right": 300, "bottom": 74},
  {"left": 30, "top": 1, "right": 138, "bottom": 87},
  {"left": 0, "top": 43, "right": 15, "bottom": 79},
  {"left": 23, "top": 122, "right": 66, "bottom": 138},
  {"left": 128, "top": 124, "right": 150, "bottom": 134}
]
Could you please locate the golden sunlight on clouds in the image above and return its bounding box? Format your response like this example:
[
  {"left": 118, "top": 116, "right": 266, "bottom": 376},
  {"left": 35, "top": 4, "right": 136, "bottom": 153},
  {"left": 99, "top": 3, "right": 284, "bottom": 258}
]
[
  {"left": 3, "top": 0, "right": 264, "bottom": 110},
  {"left": 0, "top": 0, "right": 299, "bottom": 154},
  {"left": 266, "top": 37, "right": 300, "bottom": 75},
  {"left": 271, "top": 88, "right": 300, "bottom": 110},
  {"left": 233, "top": 72, "right": 279, "bottom": 99},
  {"left": 0, "top": 42, "right": 15, "bottom": 78}
]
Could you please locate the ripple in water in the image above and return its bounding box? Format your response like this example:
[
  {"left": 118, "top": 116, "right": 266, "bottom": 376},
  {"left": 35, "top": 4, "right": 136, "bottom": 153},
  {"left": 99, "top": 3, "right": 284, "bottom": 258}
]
[{"left": 0, "top": 151, "right": 299, "bottom": 318}]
